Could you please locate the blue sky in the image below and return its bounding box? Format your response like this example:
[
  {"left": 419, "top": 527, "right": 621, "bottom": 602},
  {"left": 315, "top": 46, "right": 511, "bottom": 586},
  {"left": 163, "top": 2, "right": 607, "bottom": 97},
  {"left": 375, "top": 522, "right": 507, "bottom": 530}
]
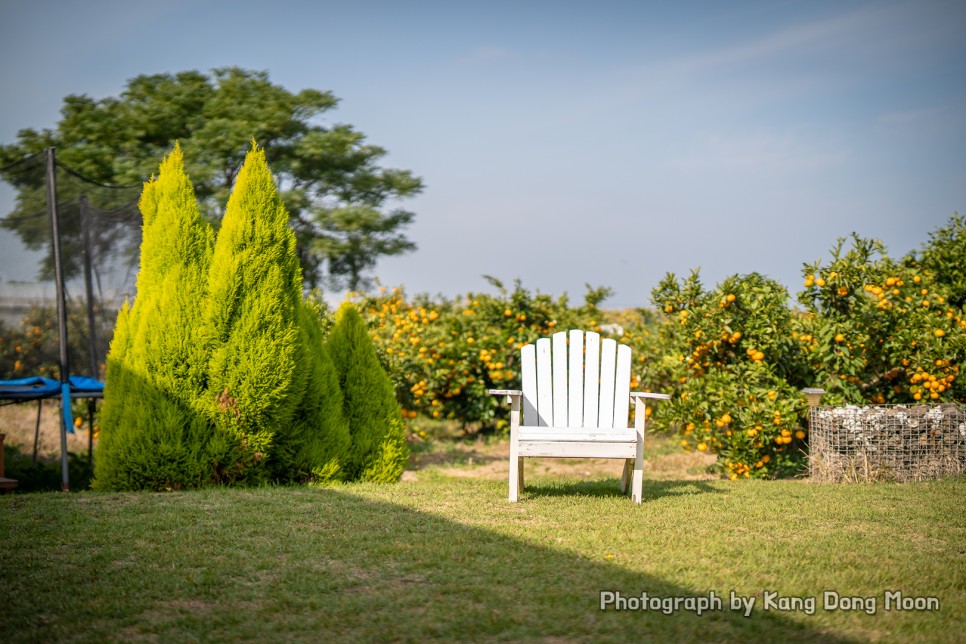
[{"left": 1, "top": 0, "right": 964, "bottom": 307}]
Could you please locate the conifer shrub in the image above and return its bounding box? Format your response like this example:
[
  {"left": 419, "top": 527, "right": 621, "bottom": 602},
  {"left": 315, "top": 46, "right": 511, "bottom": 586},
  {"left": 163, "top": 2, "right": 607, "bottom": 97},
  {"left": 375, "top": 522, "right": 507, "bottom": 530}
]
[
  {"left": 269, "top": 301, "right": 351, "bottom": 483},
  {"left": 97, "top": 143, "right": 364, "bottom": 489},
  {"left": 328, "top": 301, "right": 408, "bottom": 482},
  {"left": 95, "top": 145, "right": 220, "bottom": 491},
  {"left": 201, "top": 144, "right": 303, "bottom": 483}
]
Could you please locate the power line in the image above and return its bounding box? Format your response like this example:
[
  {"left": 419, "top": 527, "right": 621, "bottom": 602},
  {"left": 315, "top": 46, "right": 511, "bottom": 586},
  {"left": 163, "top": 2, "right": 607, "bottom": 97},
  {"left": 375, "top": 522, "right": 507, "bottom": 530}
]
[
  {"left": 0, "top": 151, "right": 42, "bottom": 174},
  {"left": 54, "top": 159, "right": 141, "bottom": 190},
  {"left": 0, "top": 209, "right": 48, "bottom": 224}
]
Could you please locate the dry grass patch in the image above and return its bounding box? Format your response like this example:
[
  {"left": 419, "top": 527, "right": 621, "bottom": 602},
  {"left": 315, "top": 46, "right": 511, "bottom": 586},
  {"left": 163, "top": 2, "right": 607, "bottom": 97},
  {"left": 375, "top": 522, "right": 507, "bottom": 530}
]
[
  {"left": 0, "top": 400, "right": 92, "bottom": 458},
  {"left": 406, "top": 430, "right": 716, "bottom": 483}
]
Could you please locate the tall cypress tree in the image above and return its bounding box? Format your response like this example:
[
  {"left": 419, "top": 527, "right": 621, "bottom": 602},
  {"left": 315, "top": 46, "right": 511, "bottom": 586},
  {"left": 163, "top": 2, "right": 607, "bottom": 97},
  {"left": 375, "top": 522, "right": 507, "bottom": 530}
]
[
  {"left": 327, "top": 301, "right": 408, "bottom": 482},
  {"left": 97, "top": 142, "right": 355, "bottom": 489},
  {"left": 202, "top": 143, "right": 302, "bottom": 482},
  {"left": 94, "top": 145, "right": 217, "bottom": 491}
]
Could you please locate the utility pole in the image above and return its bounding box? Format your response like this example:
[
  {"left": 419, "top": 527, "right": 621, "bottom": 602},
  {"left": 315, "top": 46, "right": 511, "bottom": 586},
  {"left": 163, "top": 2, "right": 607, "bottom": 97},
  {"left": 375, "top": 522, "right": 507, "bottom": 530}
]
[{"left": 45, "top": 147, "right": 72, "bottom": 491}]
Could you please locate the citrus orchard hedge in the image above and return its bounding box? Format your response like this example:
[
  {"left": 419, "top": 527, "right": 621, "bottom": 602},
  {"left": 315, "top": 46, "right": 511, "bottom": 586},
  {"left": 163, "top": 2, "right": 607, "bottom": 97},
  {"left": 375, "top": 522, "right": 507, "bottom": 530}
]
[
  {"left": 350, "top": 278, "right": 622, "bottom": 429},
  {"left": 355, "top": 218, "right": 966, "bottom": 479}
]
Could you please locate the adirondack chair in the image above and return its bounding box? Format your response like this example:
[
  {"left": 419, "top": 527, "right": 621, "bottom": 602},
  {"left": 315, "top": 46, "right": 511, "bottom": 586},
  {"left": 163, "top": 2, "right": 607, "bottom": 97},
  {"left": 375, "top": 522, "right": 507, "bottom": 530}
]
[{"left": 489, "top": 330, "right": 670, "bottom": 503}]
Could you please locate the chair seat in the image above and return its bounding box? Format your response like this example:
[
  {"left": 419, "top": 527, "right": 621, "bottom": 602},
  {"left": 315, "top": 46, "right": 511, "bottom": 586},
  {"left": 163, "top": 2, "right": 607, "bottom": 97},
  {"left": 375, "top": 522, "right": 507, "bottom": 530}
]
[
  {"left": 517, "top": 427, "right": 636, "bottom": 442},
  {"left": 517, "top": 440, "right": 638, "bottom": 459}
]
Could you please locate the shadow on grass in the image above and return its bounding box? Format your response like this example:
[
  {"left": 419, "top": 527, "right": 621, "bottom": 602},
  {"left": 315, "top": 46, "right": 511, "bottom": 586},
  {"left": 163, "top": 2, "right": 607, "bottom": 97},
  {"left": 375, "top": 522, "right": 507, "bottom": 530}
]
[
  {"left": 523, "top": 477, "right": 724, "bottom": 501},
  {"left": 0, "top": 487, "right": 857, "bottom": 643},
  {"left": 2, "top": 441, "right": 93, "bottom": 492},
  {"left": 406, "top": 440, "right": 505, "bottom": 471}
]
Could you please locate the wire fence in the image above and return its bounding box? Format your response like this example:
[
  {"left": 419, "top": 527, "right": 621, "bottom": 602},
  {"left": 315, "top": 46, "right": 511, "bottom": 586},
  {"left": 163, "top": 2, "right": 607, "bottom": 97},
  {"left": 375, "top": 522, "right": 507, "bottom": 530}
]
[
  {"left": 809, "top": 403, "right": 966, "bottom": 482},
  {"left": 1, "top": 151, "right": 142, "bottom": 380}
]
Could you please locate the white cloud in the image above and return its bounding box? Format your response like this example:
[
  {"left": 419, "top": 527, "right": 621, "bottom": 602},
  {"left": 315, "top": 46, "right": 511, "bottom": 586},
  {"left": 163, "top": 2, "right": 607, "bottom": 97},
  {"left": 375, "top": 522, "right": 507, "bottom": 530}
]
[
  {"left": 877, "top": 106, "right": 947, "bottom": 127},
  {"left": 669, "top": 128, "right": 849, "bottom": 176},
  {"left": 649, "top": 1, "right": 951, "bottom": 79},
  {"left": 461, "top": 46, "right": 515, "bottom": 63}
]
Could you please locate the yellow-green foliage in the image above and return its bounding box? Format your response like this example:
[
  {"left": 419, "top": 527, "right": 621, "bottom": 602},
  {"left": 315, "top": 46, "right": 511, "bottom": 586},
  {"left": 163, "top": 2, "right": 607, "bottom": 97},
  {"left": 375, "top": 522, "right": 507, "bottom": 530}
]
[
  {"left": 328, "top": 301, "right": 408, "bottom": 482},
  {"left": 202, "top": 144, "right": 303, "bottom": 482},
  {"left": 270, "top": 301, "right": 351, "bottom": 483},
  {"left": 97, "top": 143, "right": 357, "bottom": 490},
  {"left": 95, "top": 145, "right": 220, "bottom": 490}
]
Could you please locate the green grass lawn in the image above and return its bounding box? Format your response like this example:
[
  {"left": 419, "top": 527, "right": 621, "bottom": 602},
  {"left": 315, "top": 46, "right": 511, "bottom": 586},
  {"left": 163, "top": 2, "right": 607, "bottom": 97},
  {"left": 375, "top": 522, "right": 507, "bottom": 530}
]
[{"left": 2, "top": 437, "right": 964, "bottom": 643}]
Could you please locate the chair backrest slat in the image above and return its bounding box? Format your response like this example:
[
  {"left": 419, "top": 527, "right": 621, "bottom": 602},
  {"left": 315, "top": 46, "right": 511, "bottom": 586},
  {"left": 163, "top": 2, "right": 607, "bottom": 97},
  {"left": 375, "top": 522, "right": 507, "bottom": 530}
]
[
  {"left": 582, "top": 331, "right": 601, "bottom": 428},
  {"left": 521, "top": 329, "right": 633, "bottom": 429},
  {"left": 521, "top": 343, "right": 538, "bottom": 426},
  {"left": 536, "top": 337, "right": 553, "bottom": 426},
  {"left": 598, "top": 338, "right": 617, "bottom": 428},
  {"left": 552, "top": 332, "right": 568, "bottom": 427},
  {"left": 613, "top": 344, "right": 632, "bottom": 429},
  {"left": 568, "top": 330, "right": 584, "bottom": 426}
]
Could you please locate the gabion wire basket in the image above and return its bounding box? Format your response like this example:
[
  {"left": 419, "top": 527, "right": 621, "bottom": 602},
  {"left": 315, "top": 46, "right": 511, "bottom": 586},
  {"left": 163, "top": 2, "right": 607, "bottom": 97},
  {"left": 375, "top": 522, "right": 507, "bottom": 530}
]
[{"left": 809, "top": 403, "right": 966, "bottom": 482}]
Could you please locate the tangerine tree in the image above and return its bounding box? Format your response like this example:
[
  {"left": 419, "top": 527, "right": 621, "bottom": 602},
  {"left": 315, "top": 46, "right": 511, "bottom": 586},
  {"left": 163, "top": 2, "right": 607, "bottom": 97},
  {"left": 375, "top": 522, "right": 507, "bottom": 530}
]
[
  {"left": 652, "top": 271, "right": 810, "bottom": 478},
  {"left": 797, "top": 233, "right": 965, "bottom": 405}
]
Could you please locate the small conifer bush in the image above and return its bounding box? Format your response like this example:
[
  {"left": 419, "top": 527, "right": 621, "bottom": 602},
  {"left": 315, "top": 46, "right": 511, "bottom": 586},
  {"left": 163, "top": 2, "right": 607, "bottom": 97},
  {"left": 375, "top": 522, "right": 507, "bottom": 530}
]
[
  {"left": 95, "top": 145, "right": 220, "bottom": 490},
  {"left": 270, "top": 301, "right": 351, "bottom": 483},
  {"left": 328, "top": 302, "right": 409, "bottom": 482}
]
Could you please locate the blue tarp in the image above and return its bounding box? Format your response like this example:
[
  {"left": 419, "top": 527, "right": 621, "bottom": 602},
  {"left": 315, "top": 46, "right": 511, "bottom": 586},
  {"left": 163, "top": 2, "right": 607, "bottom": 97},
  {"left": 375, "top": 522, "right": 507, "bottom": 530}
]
[{"left": 0, "top": 376, "right": 104, "bottom": 398}]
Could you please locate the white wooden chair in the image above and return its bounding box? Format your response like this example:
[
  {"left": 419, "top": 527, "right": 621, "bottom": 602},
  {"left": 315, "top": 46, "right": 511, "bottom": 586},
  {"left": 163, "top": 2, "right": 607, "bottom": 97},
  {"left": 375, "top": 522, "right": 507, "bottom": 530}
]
[{"left": 489, "top": 330, "right": 670, "bottom": 503}]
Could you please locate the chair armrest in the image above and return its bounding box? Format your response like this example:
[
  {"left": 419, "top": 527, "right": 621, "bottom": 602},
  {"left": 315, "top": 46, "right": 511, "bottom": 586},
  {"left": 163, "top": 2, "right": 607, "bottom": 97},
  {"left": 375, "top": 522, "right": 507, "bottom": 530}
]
[
  {"left": 630, "top": 391, "right": 671, "bottom": 401},
  {"left": 489, "top": 389, "right": 523, "bottom": 403}
]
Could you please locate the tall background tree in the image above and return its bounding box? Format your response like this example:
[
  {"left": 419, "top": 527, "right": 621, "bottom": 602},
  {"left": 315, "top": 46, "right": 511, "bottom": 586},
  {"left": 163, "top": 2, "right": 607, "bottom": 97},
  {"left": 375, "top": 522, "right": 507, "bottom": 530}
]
[{"left": 0, "top": 67, "right": 422, "bottom": 291}]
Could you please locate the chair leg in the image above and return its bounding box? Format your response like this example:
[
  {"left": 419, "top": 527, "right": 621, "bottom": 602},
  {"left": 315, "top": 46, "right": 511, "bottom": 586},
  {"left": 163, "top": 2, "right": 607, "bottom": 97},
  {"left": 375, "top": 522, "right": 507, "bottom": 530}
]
[
  {"left": 509, "top": 439, "right": 520, "bottom": 502},
  {"left": 619, "top": 459, "right": 633, "bottom": 494},
  {"left": 631, "top": 456, "right": 643, "bottom": 504}
]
